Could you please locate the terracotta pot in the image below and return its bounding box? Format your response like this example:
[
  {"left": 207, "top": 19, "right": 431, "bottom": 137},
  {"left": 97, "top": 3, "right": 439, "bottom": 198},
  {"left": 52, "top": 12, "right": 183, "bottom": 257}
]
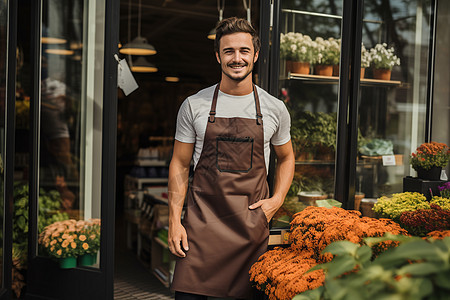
[
  {"left": 373, "top": 68, "right": 391, "bottom": 80},
  {"left": 314, "top": 65, "right": 333, "bottom": 76},
  {"left": 333, "top": 65, "right": 340, "bottom": 76},
  {"left": 291, "top": 62, "right": 310, "bottom": 74},
  {"left": 285, "top": 60, "right": 293, "bottom": 73},
  {"left": 360, "top": 68, "right": 366, "bottom": 79}
]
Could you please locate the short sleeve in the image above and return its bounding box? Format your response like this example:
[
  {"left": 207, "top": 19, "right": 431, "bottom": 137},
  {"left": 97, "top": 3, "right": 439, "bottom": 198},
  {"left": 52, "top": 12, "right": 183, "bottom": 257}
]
[
  {"left": 175, "top": 99, "right": 196, "bottom": 143},
  {"left": 271, "top": 102, "right": 291, "bottom": 146}
]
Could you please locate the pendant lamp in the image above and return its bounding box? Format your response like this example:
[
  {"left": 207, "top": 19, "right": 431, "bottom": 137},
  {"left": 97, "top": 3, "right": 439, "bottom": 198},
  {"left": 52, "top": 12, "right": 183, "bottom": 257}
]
[
  {"left": 130, "top": 56, "right": 158, "bottom": 73},
  {"left": 120, "top": 0, "right": 156, "bottom": 55},
  {"left": 207, "top": 0, "right": 225, "bottom": 40}
]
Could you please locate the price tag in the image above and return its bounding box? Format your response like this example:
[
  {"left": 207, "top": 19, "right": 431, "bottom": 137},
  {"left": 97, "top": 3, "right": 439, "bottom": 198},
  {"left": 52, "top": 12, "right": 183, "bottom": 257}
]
[
  {"left": 382, "top": 155, "right": 396, "bottom": 166},
  {"left": 116, "top": 55, "right": 138, "bottom": 96}
]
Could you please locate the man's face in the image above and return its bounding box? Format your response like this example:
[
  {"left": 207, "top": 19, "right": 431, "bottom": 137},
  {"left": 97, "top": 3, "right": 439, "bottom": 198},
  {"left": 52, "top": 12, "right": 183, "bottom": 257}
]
[{"left": 216, "top": 32, "right": 259, "bottom": 82}]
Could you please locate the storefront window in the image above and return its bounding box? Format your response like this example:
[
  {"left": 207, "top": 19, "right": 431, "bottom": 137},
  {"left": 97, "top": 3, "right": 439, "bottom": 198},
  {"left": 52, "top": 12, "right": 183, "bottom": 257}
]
[
  {"left": 0, "top": 0, "right": 7, "bottom": 287},
  {"left": 37, "top": 0, "right": 105, "bottom": 267},
  {"left": 274, "top": 0, "right": 343, "bottom": 227},
  {"left": 431, "top": 0, "right": 450, "bottom": 177},
  {"left": 356, "top": 0, "right": 431, "bottom": 201}
]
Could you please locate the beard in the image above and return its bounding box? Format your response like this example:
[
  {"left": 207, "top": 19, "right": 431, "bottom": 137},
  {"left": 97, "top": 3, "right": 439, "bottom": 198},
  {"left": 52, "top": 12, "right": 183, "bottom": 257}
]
[{"left": 220, "top": 61, "right": 254, "bottom": 82}]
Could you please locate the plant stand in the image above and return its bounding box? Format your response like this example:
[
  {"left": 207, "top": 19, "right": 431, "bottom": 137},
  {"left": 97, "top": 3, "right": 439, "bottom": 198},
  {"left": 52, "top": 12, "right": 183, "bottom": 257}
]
[{"left": 403, "top": 176, "right": 448, "bottom": 201}]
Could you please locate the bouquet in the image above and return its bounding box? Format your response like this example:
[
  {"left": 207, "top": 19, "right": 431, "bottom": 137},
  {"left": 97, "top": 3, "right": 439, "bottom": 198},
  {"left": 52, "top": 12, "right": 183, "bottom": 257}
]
[{"left": 410, "top": 141, "right": 450, "bottom": 171}]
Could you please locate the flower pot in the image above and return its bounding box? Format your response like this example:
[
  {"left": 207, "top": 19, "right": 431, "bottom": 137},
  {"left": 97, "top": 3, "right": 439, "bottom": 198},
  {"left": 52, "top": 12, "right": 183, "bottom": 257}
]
[
  {"left": 416, "top": 166, "right": 442, "bottom": 181},
  {"left": 285, "top": 60, "right": 293, "bottom": 73},
  {"left": 314, "top": 65, "right": 333, "bottom": 76},
  {"left": 354, "top": 192, "right": 365, "bottom": 211},
  {"left": 59, "top": 256, "right": 77, "bottom": 269},
  {"left": 373, "top": 68, "right": 391, "bottom": 80},
  {"left": 78, "top": 253, "right": 97, "bottom": 266},
  {"left": 298, "top": 191, "right": 328, "bottom": 206},
  {"left": 332, "top": 64, "right": 339, "bottom": 76},
  {"left": 360, "top": 68, "right": 366, "bottom": 79},
  {"left": 291, "top": 62, "right": 310, "bottom": 74}
]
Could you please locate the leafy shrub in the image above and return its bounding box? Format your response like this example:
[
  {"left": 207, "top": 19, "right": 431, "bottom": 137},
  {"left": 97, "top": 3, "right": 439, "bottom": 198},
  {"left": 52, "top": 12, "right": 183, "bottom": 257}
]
[
  {"left": 373, "top": 192, "right": 430, "bottom": 220},
  {"left": 399, "top": 204, "right": 450, "bottom": 236}
]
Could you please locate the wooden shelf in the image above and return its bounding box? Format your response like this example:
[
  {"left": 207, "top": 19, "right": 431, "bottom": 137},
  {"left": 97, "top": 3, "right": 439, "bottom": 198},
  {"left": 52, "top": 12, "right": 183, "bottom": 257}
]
[{"left": 286, "top": 73, "right": 402, "bottom": 86}]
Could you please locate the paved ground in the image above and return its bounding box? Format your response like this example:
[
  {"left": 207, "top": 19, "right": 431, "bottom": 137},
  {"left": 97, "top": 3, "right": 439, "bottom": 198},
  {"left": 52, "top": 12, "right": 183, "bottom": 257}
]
[{"left": 114, "top": 215, "right": 174, "bottom": 300}]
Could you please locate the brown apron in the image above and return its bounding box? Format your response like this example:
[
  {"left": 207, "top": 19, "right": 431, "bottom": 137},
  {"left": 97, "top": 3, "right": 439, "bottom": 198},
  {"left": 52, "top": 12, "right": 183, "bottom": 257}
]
[{"left": 171, "top": 83, "right": 269, "bottom": 298}]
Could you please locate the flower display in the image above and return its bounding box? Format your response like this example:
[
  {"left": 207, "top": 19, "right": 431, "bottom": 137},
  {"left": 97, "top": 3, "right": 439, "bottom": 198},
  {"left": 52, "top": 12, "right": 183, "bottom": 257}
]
[
  {"left": 360, "top": 43, "right": 372, "bottom": 68},
  {"left": 311, "top": 37, "right": 340, "bottom": 66},
  {"left": 427, "top": 230, "right": 450, "bottom": 239},
  {"left": 249, "top": 206, "right": 407, "bottom": 300},
  {"left": 38, "top": 219, "right": 101, "bottom": 259},
  {"left": 438, "top": 182, "right": 450, "bottom": 199},
  {"left": 369, "top": 43, "right": 400, "bottom": 70},
  {"left": 280, "top": 32, "right": 315, "bottom": 63},
  {"left": 373, "top": 192, "right": 430, "bottom": 220},
  {"left": 398, "top": 204, "right": 450, "bottom": 236},
  {"left": 410, "top": 141, "right": 450, "bottom": 171}
]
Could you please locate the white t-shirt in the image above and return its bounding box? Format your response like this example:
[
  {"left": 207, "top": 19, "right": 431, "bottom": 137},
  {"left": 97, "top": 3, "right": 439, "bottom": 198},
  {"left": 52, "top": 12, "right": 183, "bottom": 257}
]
[{"left": 175, "top": 84, "right": 291, "bottom": 172}]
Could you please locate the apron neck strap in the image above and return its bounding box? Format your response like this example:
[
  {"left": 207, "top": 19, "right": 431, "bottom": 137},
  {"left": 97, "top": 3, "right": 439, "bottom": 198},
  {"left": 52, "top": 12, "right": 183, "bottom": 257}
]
[{"left": 209, "top": 83, "right": 263, "bottom": 125}]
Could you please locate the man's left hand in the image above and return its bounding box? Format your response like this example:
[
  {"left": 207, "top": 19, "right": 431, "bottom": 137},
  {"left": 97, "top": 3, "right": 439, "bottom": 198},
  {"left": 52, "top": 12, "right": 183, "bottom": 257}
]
[{"left": 248, "top": 196, "right": 283, "bottom": 223}]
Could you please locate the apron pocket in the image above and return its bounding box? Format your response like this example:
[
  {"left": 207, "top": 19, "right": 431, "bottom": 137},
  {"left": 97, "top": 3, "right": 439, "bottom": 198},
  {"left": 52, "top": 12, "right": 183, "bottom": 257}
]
[{"left": 216, "top": 136, "right": 253, "bottom": 173}]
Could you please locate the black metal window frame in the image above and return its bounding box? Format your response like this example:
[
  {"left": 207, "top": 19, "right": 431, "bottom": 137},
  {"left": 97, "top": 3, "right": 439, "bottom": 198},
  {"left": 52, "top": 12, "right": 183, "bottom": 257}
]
[{"left": 261, "top": 0, "right": 438, "bottom": 209}]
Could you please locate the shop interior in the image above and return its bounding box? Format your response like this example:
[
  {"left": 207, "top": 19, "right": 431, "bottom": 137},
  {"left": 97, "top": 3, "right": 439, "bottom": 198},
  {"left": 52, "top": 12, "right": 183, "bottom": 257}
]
[{"left": 115, "top": 0, "right": 261, "bottom": 296}]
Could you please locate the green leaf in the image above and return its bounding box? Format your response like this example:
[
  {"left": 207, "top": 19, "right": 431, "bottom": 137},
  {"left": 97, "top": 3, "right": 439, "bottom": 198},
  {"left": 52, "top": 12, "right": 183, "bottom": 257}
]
[
  {"left": 356, "top": 245, "right": 372, "bottom": 265},
  {"left": 322, "top": 240, "right": 359, "bottom": 256},
  {"left": 434, "top": 270, "right": 450, "bottom": 289},
  {"left": 397, "top": 262, "right": 443, "bottom": 276},
  {"left": 324, "top": 255, "right": 358, "bottom": 279},
  {"left": 293, "top": 287, "right": 324, "bottom": 300},
  {"left": 375, "top": 241, "right": 441, "bottom": 266}
]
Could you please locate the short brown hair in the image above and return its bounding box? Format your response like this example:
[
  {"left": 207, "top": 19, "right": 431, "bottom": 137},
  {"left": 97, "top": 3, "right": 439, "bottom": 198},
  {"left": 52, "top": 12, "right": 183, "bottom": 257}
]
[{"left": 214, "top": 17, "right": 261, "bottom": 54}]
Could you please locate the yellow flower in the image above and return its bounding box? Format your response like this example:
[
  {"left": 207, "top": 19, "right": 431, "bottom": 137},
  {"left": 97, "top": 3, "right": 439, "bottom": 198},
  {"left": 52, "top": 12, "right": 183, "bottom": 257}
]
[
  {"left": 62, "top": 240, "right": 70, "bottom": 248},
  {"left": 90, "top": 234, "right": 96, "bottom": 240},
  {"left": 50, "top": 246, "right": 55, "bottom": 252},
  {"left": 50, "top": 240, "right": 57, "bottom": 245},
  {"left": 79, "top": 235, "right": 87, "bottom": 242},
  {"left": 62, "top": 233, "right": 70, "bottom": 239},
  {"left": 57, "top": 250, "right": 62, "bottom": 256},
  {"left": 72, "top": 234, "right": 77, "bottom": 239},
  {"left": 71, "top": 242, "right": 77, "bottom": 249},
  {"left": 82, "top": 243, "right": 89, "bottom": 250}
]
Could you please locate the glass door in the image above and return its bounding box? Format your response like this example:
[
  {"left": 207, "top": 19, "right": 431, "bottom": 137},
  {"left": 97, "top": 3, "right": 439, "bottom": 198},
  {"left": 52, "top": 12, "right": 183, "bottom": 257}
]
[
  {"left": 0, "top": 0, "right": 16, "bottom": 298},
  {"left": 22, "top": 0, "right": 119, "bottom": 298},
  {"left": 355, "top": 0, "right": 432, "bottom": 202},
  {"left": 271, "top": 0, "right": 344, "bottom": 228}
]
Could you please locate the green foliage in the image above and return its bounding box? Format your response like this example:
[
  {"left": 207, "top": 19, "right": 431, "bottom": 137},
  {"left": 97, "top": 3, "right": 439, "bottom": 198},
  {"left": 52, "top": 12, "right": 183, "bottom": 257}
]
[
  {"left": 373, "top": 192, "right": 430, "bottom": 220},
  {"left": 13, "top": 182, "right": 69, "bottom": 256},
  {"left": 296, "top": 234, "right": 450, "bottom": 300}
]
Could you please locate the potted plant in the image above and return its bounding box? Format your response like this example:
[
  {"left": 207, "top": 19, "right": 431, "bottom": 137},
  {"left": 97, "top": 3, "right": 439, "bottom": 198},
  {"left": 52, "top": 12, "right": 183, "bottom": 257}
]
[
  {"left": 438, "top": 182, "right": 450, "bottom": 199},
  {"left": 280, "top": 32, "right": 314, "bottom": 74},
  {"left": 38, "top": 219, "right": 84, "bottom": 268},
  {"left": 312, "top": 37, "right": 340, "bottom": 76},
  {"left": 360, "top": 43, "right": 371, "bottom": 78},
  {"left": 410, "top": 141, "right": 450, "bottom": 180},
  {"left": 368, "top": 43, "right": 400, "bottom": 80},
  {"left": 76, "top": 219, "right": 101, "bottom": 266}
]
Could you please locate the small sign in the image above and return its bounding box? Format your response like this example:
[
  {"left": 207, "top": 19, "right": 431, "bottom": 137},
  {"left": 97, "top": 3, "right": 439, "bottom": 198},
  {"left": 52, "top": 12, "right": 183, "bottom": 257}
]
[
  {"left": 382, "top": 155, "right": 396, "bottom": 166},
  {"left": 116, "top": 55, "right": 138, "bottom": 96}
]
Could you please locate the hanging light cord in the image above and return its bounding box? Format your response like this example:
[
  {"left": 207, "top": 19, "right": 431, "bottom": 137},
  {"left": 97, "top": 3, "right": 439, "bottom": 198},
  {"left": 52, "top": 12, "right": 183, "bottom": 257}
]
[
  {"left": 217, "top": 0, "right": 225, "bottom": 21},
  {"left": 138, "top": 0, "right": 142, "bottom": 37},
  {"left": 242, "top": 0, "right": 251, "bottom": 23}
]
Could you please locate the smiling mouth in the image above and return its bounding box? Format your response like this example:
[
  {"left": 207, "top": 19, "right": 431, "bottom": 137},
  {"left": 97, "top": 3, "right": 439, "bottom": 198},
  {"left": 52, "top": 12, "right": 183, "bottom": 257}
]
[{"left": 229, "top": 64, "right": 247, "bottom": 69}]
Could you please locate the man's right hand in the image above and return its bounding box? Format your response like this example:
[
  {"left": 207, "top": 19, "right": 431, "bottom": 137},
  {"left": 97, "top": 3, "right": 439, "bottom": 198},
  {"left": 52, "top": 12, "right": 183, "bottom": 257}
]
[{"left": 168, "top": 222, "right": 189, "bottom": 257}]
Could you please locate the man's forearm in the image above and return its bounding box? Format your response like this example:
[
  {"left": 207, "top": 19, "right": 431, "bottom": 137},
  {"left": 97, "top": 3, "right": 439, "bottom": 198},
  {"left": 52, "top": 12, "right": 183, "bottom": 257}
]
[
  {"left": 272, "top": 151, "right": 295, "bottom": 206},
  {"left": 168, "top": 160, "right": 190, "bottom": 224}
]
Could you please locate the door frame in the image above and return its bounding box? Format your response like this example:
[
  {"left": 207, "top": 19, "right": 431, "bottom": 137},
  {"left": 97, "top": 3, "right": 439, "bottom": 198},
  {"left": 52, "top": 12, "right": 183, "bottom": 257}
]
[
  {"left": 1, "top": 0, "right": 18, "bottom": 298},
  {"left": 24, "top": 0, "right": 119, "bottom": 298}
]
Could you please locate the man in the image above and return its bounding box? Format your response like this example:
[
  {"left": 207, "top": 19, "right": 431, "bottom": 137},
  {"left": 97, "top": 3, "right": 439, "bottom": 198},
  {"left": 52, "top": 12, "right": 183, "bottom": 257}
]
[{"left": 168, "top": 17, "right": 295, "bottom": 299}]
